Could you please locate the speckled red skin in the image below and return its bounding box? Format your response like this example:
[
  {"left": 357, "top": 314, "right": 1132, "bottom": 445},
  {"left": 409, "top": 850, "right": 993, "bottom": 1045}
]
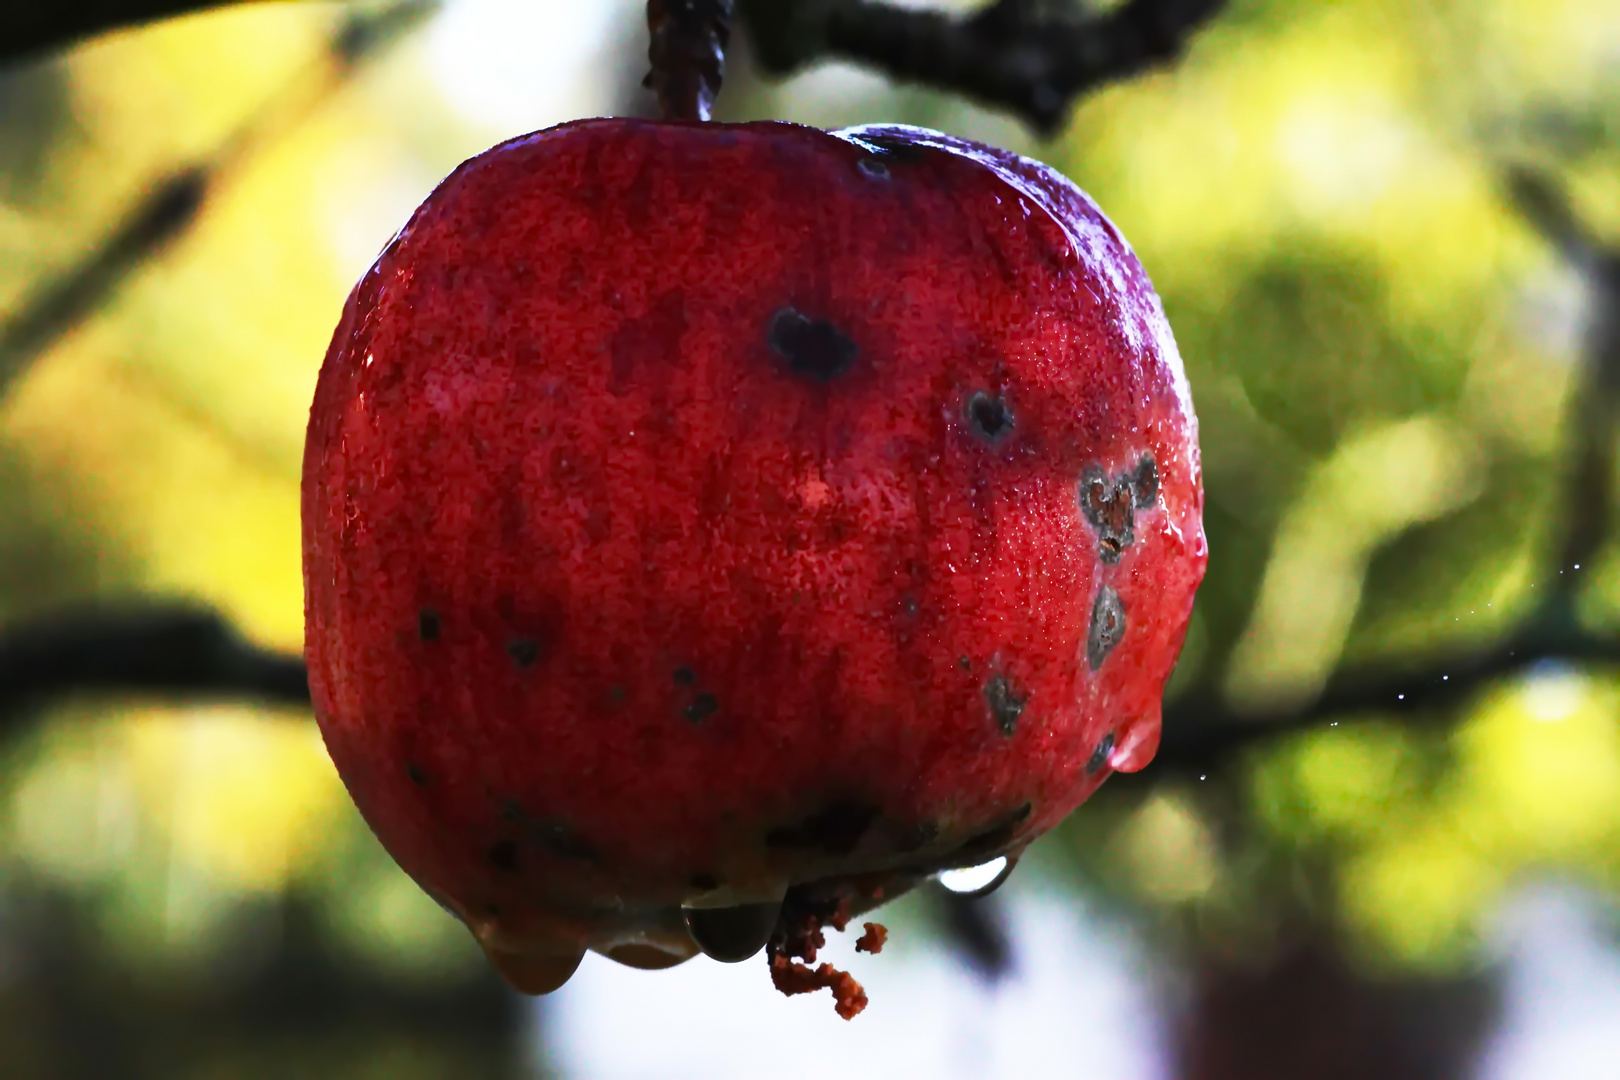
[{"left": 302, "top": 120, "right": 1205, "bottom": 971}]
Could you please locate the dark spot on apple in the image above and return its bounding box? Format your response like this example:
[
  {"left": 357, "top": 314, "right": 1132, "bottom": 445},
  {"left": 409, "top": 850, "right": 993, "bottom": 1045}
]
[
  {"left": 488, "top": 840, "right": 518, "bottom": 873},
  {"left": 1080, "top": 465, "right": 1136, "bottom": 564},
  {"left": 1087, "top": 731, "right": 1116, "bottom": 774},
  {"left": 683, "top": 692, "right": 719, "bottom": 723},
  {"left": 493, "top": 596, "right": 563, "bottom": 670},
  {"left": 954, "top": 802, "right": 1033, "bottom": 861},
  {"left": 1087, "top": 587, "right": 1126, "bottom": 670},
  {"left": 406, "top": 763, "right": 429, "bottom": 787},
  {"left": 1133, "top": 453, "right": 1159, "bottom": 509},
  {"left": 967, "top": 391, "right": 1013, "bottom": 441},
  {"left": 958, "top": 656, "right": 972, "bottom": 671},
  {"left": 500, "top": 800, "right": 597, "bottom": 861},
  {"left": 690, "top": 872, "right": 720, "bottom": 891},
  {"left": 507, "top": 637, "right": 540, "bottom": 668},
  {"left": 418, "top": 608, "right": 440, "bottom": 641},
  {"left": 673, "top": 666, "right": 697, "bottom": 686},
  {"left": 983, "top": 674, "right": 1026, "bottom": 736},
  {"left": 765, "top": 801, "right": 879, "bottom": 855},
  {"left": 769, "top": 307, "right": 858, "bottom": 382}
]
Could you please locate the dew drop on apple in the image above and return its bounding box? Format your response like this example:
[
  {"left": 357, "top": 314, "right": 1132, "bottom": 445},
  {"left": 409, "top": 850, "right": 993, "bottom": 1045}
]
[{"left": 938, "top": 855, "right": 1012, "bottom": 896}]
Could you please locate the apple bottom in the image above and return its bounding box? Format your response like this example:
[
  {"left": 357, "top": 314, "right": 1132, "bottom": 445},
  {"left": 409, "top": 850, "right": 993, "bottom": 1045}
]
[{"left": 433, "top": 865, "right": 936, "bottom": 994}]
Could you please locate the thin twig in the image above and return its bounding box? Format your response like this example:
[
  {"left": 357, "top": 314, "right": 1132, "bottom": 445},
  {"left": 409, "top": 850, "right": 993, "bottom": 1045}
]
[
  {"left": 737, "top": 0, "right": 1227, "bottom": 135},
  {"left": 0, "top": 0, "right": 440, "bottom": 396},
  {"left": 0, "top": 168, "right": 210, "bottom": 388}
]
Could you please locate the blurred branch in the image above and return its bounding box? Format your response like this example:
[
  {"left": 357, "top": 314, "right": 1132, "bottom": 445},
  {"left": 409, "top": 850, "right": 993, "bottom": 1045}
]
[
  {"left": 1143, "top": 614, "right": 1620, "bottom": 776},
  {"left": 0, "top": 604, "right": 308, "bottom": 718},
  {"left": 736, "top": 0, "right": 1227, "bottom": 135},
  {"left": 0, "top": 0, "right": 235, "bottom": 66},
  {"left": 931, "top": 888, "right": 1014, "bottom": 981},
  {"left": 1506, "top": 166, "right": 1599, "bottom": 270},
  {"left": 0, "top": 0, "right": 439, "bottom": 396},
  {"left": 14, "top": 593, "right": 1614, "bottom": 773},
  {"left": 0, "top": 168, "right": 210, "bottom": 384},
  {"left": 1506, "top": 167, "right": 1620, "bottom": 608}
]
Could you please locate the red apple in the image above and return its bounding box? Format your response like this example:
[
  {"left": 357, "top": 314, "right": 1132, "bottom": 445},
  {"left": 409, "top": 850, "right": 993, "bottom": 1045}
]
[{"left": 302, "top": 118, "right": 1205, "bottom": 1010}]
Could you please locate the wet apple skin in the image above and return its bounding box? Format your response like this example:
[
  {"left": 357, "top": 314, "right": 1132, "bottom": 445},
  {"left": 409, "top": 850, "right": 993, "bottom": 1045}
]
[{"left": 302, "top": 119, "right": 1205, "bottom": 959}]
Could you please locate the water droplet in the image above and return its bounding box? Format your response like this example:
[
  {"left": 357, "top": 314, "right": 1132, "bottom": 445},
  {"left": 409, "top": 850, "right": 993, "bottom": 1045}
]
[
  {"left": 1104, "top": 721, "right": 1158, "bottom": 773},
  {"left": 938, "top": 856, "right": 1012, "bottom": 897}
]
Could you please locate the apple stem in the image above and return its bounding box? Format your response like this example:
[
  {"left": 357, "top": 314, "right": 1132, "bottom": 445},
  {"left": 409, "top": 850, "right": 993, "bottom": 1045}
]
[{"left": 645, "top": 0, "right": 735, "bottom": 122}]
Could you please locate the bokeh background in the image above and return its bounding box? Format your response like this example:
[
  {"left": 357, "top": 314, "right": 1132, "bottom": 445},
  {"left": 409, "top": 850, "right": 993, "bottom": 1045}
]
[{"left": 2, "top": 0, "right": 1620, "bottom": 1077}]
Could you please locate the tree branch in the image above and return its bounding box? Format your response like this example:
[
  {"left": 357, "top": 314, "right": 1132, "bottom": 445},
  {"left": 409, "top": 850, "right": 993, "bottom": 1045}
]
[
  {"left": 0, "top": 0, "right": 440, "bottom": 397},
  {"left": 737, "top": 0, "right": 1228, "bottom": 135},
  {"left": 1506, "top": 167, "right": 1620, "bottom": 607},
  {"left": 0, "top": 1, "right": 240, "bottom": 67},
  {"left": 1139, "top": 614, "right": 1620, "bottom": 777},
  {"left": 0, "top": 604, "right": 308, "bottom": 719},
  {"left": 0, "top": 168, "right": 210, "bottom": 391}
]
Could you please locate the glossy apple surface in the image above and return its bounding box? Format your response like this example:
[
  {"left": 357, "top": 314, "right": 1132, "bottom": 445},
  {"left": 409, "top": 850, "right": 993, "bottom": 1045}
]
[{"left": 302, "top": 118, "right": 1205, "bottom": 990}]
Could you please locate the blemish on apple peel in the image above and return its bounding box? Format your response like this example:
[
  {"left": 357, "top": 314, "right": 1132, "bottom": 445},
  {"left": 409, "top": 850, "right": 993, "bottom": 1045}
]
[{"left": 1087, "top": 587, "right": 1126, "bottom": 670}]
